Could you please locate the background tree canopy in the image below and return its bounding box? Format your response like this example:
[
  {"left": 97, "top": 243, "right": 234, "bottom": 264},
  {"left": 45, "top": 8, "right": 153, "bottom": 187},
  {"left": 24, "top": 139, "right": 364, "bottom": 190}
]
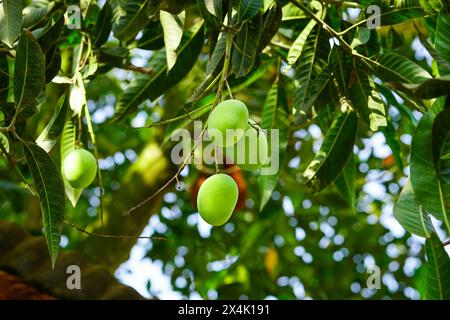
[{"left": 0, "top": 0, "right": 449, "bottom": 300}]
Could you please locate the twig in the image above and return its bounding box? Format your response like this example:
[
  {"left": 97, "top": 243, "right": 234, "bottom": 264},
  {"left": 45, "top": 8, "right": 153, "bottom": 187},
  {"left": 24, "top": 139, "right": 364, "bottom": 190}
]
[
  {"left": 121, "top": 63, "right": 154, "bottom": 75},
  {"left": 444, "top": 239, "right": 450, "bottom": 247},
  {"left": 64, "top": 219, "right": 168, "bottom": 241}
]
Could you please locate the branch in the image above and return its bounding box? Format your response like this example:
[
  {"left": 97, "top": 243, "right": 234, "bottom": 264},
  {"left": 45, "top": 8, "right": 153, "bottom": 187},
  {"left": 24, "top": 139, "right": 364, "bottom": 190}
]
[
  {"left": 444, "top": 239, "right": 450, "bottom": 247},
  {"left": 64, "top": 219, "right": 168, "bottom": 241},
  {"left": 121, "top": 63, "right": 154, "bottom": 75}
]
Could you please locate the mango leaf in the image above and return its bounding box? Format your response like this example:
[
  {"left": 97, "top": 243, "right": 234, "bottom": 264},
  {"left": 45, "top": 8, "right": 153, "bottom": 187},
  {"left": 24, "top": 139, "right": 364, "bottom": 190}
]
[
  {"left": 435, "top": 13, "right": 450, "bottom": 75},
  {"left": 419, "top": 36, "right": 450, "bottom": 76},
  {"left": 22, "top": 0, "right": 54, "bottom": 28},
  {"left": 32, "top": 9, "right": 64, "bottom": 53},
  {"left": 0, "top": 0, "right": 23, "bottom": 47},
  {"left": 387, "top": 77, "right": 450, "bottom": 99},
  {"left": 36, "top": 93, "right": 70, "bottom": 153},
  {"left": 334, "top": 152, "right": 356, "bottom": 208},
  {"left": 351, "top": 67, "right": 387, "bottom": 131},
  {"left": 238, "top": 0, "right": 262, "bottom": 23},
  {"left": 197, "top": 0, "right": 223, "bottom": 30},
  {"left": 351, "top": 27, "right": 370, "bottom": 49},
  {"left": 394, "top": 180, "right": 433, "bottom": 238},
  {"left": 287, "top": 19, "right": 317, "bottom": 65},
  {"left": 14, "top": 30, "right": 45, "bottom": 112},
  {"left": 303, "top": 111, "right": 358, "bottom": 193},
  {"left": 258, "top": 80, "right": 289, "bottom": 211},
  {"left": 61, "top": 117, "right": 84, "bottom": 207},
  {"left": 160, "top": 10, "right": 185, "bottom": 71},
  {"left": 45, "top": 46, "right": 61, "bottom": 83},
  {"left": 432, "top": 107, "right": 450, "bottom": 219},
  {"left": 137, "top": 22, "right": 164, "bottom": 50},
  {"left": 232, "top": 15, "right": 262, "bottom": 78},
  {"left": 381, "top": 119, "right": 404, "bottom": 171},
  {"left": 375, "top": 51, "right": 431, "bottom": 84},
  {"left": 425, "top": 233, "right": 450, "bottom": 300},
  {"left": 113, "top": 0, "right": 151, "bottom": 41},
  {"left": 93, "top": 2, "right": 113, "bottom": 47},
  {"left": 411, "top": 99, "right": 450, "bottom": 233},
  {"left": 257, "top": 1, "right": 282, "bottom": 52},
  {"left": 24, "top": 141, "right": 65, "bottom": 268},
  {"left": 0, "top": 54, "right": 8, "bottom": 105},
  {"left": 114, "top": 24, "right": 204, "bottom": 121},
  {"left": 206, "top": 31, "right": 226, "bottom": 76},
  {"left": 369, "top": 0, "right": 425, "bottom": 26}
]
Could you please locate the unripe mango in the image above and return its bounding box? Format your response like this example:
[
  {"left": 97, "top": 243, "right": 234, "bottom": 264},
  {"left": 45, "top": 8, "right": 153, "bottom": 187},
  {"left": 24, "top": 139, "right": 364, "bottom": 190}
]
[
  {"left": 207, "top": 99, "right": 249, "bottom": 147},
  {"left": 197, "top": 173, "right": 238, "bottom": 226},
  {"left": 62, "top": 149, "right": 98, "bottom": 189},
  {"left": 225, "top": 125, "right": 268, "bottom": 171}
]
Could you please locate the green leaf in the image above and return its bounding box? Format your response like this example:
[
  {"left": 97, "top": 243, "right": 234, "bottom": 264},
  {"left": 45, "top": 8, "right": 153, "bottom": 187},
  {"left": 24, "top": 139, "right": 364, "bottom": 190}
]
[
  {"left": 411, "top": 99, "right": 450, "bottom": 233},
  {"left": 351, "top": 27, "right": 371, "bottom": 49},
  {"left": 206, "top": 31, "right": 226, "bottom": 76},
  {"left": 0, "top": 54, "right": 9, "bottom": 106},
  {"left": 388, "top": 77, "right": 450, "bottom": 99},
  {"left": 381, "top": 119, "right": 404, "bottom": 171},
  {"left": 257, "top": 2, "right": 282, "bottom": 52},
  {"left": 113, "top": 0, "right": 151, "bottom": 41},
  {"left": 303, "top": 111, "right": 358, "bottom": 193},
  {"left": 0, "top": 0, "right": 23, "bottom": 47},
  {"left": 432, "top": 107, "right": 450, "bottom": 221},
  {"left": 160, "top": 10, "right": 185, "bottom": 71},
  {"left": 375, "top": 51, "right": 431, "bottom": 84},
  {"left": 334, "top": 152, "right": 356, "bottom": 208},
  {"left": 61, "top": 117, "right": 84, "bottom": 207},
  {"left": 238, "top": 0, "right": 263, "bottom": 23},
  {"left": 14, "top": 30, "right": 45, "bottom": 111},
  {"left": 45, "top": 46, "right": 61, "bottom": 83},
  {"left": 370, "top": 0, "right": 425, "bottom": 26},
  {"left": 287, "top": 19, "right": 317, "bottom": 65},
  {"left": 137, "top": 22, "right": 164, "bottom": 50},
  {"left": 36, "top": 93, "right": 70, "bottom": 153},
  {"left": 24, "top": 141, "right": 65, "bottom": 268},
  {"left": 93, "top": 2, "right": 113, "bottom": 47},
  {"left": 232, "top": 15, "right": 262, "bottom": 78},
  {"left": 114, "top": 23, "right": 204, "bottom": 121},
  {"left": 351, "top": 67, "right": 387, "bottom": 131},
  {"left": 32, "top": 9, "right": 64, "bottom": 53},
  {"left": 425, "top": 233, "right": 450, "bottom": 300},
  {"left": 22, "top": 0, "right": 54, "bottom": 29},
  {"left": 258, "top": 80, "right": 289, "bottom": 211},
  {"left": 394, "top": 180, "right": 433, "bottom": 238},
  {"left": 197, "top": 0, "right": 223, "bottom": 30},
  {"left": 435, "top": 14, "right": 450, "bottom": 75}
]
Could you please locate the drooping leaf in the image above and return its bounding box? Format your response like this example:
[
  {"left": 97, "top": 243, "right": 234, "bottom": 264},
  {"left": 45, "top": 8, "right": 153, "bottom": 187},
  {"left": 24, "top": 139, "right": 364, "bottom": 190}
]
[
  {"left": 303, "top": 111, "right": 358, "bottom": 193},
  {"left": 206, "top": 31, "right": 227, "bottom": 76},
  {"left": 45, "top": 46, "right": 61, "bottom": 83},
  {"left": 137, "top": 22, "right": 164, "bottom": 50},
  {"left": 387, "top": 77, "right": 450, "bottom": 99},
  {"left": 0, "top": 55, "right": 9, "bottom": 106},
  {"left": 160, "top": 10, "right": 185, "bottom": 71},
  {"left": 425, "top": 233, "right": 450, "bottom": 300},
  {"left": 61, "top": 117, "right": 84, "bottom": 207},
  {"left": 238, "top": 0, "right": 263, "bottom": 23},
  {"left": 114, "top": 24, "right": 204, "bottom": 121},
  {"left": 93, "top": 2, "right": 113, "bottom": 47},
  {"left": 32, "top": 9, "right": 64, "bottom": 53},
  {"left": 411, "top": 98, "right": 450, "bottom": 233},
  {"left": 232, "top": 15, "right": 262, "bottom": 78},
  {"left": 334, "top": 152, "right": 356, "bottom": 208},
  {"left": 435, "top": 13, "right": 450, "bottom": 75},
  {"left": 36, "top": 93, "right": 70, "bottom": 153},
  {"left": 375, "top": 51, "right": 431, "bottom": 84},
  {"left": 258, "top": 80, "right": 289, "bottom": 211},
  {"left": 287, "top": 19, "right": 317, "bottom": 66},
  {"left": 24, "top": 142, "right": 65, "bottom": 268},
  {"left": 14, "top": 30, "right": 45, "bottom": 112},
  {"left": 393, "top": 180, "right": 433, "bottom": 238},
  {"left": 351, "top": 67, "right": 387, "bottom": 131},
  {"left": 197, "top": 0, "right": 223, "bottom": 30},
  {"left": 381, "top": 119, "right": 404, "bottom": 171},
  {"left": 22, "top": 0, "right": 54, "bottom": 28},
  {"left": 432, "top": 107, "right": 450, "bottom": 219},
  {"left": 113, "top": 0, "right": 152, "bottom": 41},
  {"left": 257, "top": 1, "right": 282, "bottom": 52},
  {"left": 0, "top": 0, "right": 23, "bottom": 47}
]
